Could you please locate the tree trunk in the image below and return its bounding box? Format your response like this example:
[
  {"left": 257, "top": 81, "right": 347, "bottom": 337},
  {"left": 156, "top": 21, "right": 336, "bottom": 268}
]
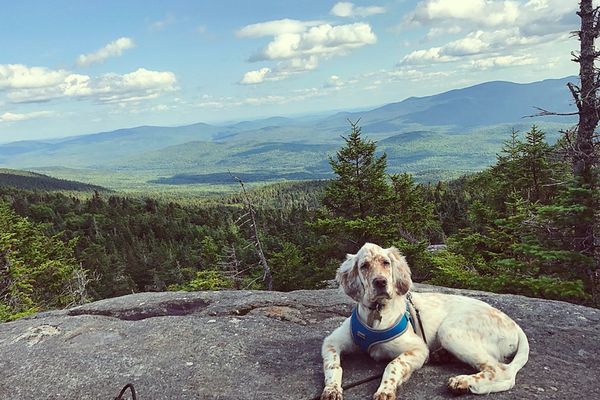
[{"left": 572, "top": 0, "right": 599, "bottom": 304}]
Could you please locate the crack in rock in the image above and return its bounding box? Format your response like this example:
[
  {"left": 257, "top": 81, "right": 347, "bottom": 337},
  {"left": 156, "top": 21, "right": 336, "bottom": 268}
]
[{"left": 68, "top": 298, "right": 211, "bottom": 321}]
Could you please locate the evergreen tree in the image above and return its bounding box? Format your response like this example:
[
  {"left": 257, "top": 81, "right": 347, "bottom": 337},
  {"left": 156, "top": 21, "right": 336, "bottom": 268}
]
[
  {"left": 518, "top": 125, "right": 556, "bottom": 203},
  {"left": 322, "top": 120, "right": 389, "bottom": 219},
  {"left": 316, "top": 120, "right": 391, "bottom": 250},
  {"left": 0, "top": 202, "right": 89, "bottom": 321}
]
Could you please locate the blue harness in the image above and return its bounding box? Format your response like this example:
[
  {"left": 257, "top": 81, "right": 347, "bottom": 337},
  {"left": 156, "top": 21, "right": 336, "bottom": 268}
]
[{"left": 350, "top": 305, "right": 415, "bottom": 352}]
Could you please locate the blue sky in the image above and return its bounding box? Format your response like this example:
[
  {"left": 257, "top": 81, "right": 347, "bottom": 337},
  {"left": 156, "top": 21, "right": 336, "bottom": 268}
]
[{"left": 0, "top": 0, "right": 579, "bottom": 142}]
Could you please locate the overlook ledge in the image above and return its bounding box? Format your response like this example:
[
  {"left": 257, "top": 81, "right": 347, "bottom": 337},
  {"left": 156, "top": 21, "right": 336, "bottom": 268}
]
[{"left": 0, "top": 285, "right": 599, "bottom": 399}]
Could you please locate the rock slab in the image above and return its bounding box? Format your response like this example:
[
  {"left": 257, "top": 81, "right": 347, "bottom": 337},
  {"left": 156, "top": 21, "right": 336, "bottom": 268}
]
[{"left": 0, "top": 285, "right": 599, "bottom": 399}]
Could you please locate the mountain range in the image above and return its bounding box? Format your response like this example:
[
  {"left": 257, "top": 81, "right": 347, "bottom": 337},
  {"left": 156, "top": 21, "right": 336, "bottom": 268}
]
[{"left": 0, "top": 76, "right": 578, "bottom": 190}]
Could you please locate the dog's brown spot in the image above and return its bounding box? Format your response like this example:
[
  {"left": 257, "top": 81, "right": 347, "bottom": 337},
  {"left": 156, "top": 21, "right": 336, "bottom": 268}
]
[
  {"left": 383, "top": 380, "right": 388, "bottom": 384},
  {"left": 474, "top": 364, "right": 497, "bottom": 380},
  {"left": 390, "top": 378, "right": 396, "bottom": 384}
]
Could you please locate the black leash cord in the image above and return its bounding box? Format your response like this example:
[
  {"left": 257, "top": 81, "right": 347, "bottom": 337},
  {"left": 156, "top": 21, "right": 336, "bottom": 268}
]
[
  {"left": 309, "top": 373, "right": 383, "bottom": 400},
  {"left": 114, "top": 383, "right": 137, "bottom": 400}
]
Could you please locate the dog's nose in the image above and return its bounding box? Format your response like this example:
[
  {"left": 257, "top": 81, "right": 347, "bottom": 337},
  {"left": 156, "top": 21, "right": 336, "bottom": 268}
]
[{"left": 373, "top": 277, "right": 387, "bottom": 289}]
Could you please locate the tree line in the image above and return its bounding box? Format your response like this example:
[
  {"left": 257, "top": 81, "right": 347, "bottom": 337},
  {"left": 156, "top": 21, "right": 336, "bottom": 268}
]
[{"left": 1, "top": 119, "right": 596, "bottom": 321}]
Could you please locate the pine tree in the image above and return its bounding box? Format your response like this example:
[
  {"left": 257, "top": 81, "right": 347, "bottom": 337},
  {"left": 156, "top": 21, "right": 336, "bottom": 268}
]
[
  {"left": 322, "top": 120, "right": 389, "bottom": 220},
  {"left": 0, "top": 202, "right": 89, "bottom": 321},
  {"left": 316, "top": 120, "right": 391, "bottom": 250},
  {"left": 519, "top": 125, "right": 555, "bottom": 203}
]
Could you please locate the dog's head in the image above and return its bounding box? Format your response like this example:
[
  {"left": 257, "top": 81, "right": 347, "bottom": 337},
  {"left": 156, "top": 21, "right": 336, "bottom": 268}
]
[{"left": 337, "top": 243, "right": 412, "bottom": 304}]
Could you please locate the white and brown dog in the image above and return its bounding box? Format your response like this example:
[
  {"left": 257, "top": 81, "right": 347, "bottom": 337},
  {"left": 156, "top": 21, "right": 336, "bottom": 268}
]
[{"left": 321, "top": 243, "right": 529, "bottom": 400}]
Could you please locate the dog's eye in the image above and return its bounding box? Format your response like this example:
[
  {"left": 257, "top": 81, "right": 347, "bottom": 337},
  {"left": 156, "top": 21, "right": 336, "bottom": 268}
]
[
  {"left": 383, "top": 260, "right": 390, "bottom": 267},
  {"left": 360, "top": 262, "right": 369, "bottom": 270}
]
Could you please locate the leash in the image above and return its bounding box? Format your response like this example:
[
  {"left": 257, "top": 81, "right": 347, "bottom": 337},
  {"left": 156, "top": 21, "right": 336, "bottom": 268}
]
[
  {"left": 309, "top": 373, "right": 383, "bottom": 400},
  {"left": 406, "top": 292, "right": 427, "bottom": 345},
  {"left": 114, "top": 383, "right": 137, "bottom": 400}
]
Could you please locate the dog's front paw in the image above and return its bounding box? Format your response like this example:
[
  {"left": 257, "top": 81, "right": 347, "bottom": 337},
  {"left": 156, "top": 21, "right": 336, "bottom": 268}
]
[
  {"left": 373, "top": 389, "right": 396, "bottom": 400},
  {"left": 321, "top": 385, "right": 343, "bottom": 400},
  {"left": 447, "top": 375, "right": 471, "bottom": 395}
]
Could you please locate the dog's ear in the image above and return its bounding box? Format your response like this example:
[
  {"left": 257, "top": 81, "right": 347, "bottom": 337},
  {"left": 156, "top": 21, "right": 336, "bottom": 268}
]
[
  {"left": 336, "top": 253, "right": 362, "bottom": 301},
  {"left": 387, "top": 247, "right": 412, "bottom": 295}
]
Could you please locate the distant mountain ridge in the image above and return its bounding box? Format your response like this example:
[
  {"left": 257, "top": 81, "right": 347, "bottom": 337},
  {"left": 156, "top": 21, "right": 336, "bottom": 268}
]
[
  {"left": 0, "top": 76, "right": 578, "bottom": 188},
  {"left": 0, "top": 169, "right": 107, "bottom": 192}
]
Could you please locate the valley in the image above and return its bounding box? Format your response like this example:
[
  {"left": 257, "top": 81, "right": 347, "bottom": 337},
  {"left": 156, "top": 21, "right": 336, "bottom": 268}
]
[{"left": 0, "top": 77, "right": 577, "bottom": 193}]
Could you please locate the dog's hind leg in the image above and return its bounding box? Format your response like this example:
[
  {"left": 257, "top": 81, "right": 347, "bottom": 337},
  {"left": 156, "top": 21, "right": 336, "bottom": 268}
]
[{"left": 438, "top": 326, "right": 517, "bottom": 394}]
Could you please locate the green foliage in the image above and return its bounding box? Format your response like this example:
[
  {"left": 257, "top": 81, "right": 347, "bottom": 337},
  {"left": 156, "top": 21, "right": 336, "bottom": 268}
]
[
  {"left": 314, "top": 122, "right": 440, "bottom": 259},
  {"left": 269, "top": 242, "right": 308, "bottom": 292},
  {"left": 435, "top": 126, "right": 596, "bottom": 304},
  {"left": 390, "top": 239, "right": 433, "bottom": 281},
  {"left": 428, "top": 250, "right": 587, "bottom": 302},
  {"left": 168, "top": 270, "right": 234, "bottom": 291},
  {"left": 316, "top": 121, "right": 391, "bottom": 249},
  {"left": 0, "top": 202, "right": 88, "bottom": 321}
]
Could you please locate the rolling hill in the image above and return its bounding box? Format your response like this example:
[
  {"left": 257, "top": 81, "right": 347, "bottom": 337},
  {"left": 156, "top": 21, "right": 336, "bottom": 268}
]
[
  {"left": 0, "top": 76, "right": 578, "bottom": 189},
  {"left": 0, "top": 169, "right": 108, "bottom": 192}
]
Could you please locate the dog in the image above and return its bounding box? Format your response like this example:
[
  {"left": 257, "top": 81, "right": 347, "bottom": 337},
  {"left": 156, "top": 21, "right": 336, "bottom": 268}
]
[{"left": 320, "top": 243, "right": 529, "bottom": 400}]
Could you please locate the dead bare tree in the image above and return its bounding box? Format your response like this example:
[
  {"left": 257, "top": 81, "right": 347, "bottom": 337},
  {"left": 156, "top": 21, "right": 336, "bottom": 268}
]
[
  {"left": 229, "top": 173, "right": 273, "bottom": 290},
  {"left": 524, "top": 1, "right": 599, "bottom": 304},
  {"left": 568, "top": 0, "right": 600, "bottom": 304}
]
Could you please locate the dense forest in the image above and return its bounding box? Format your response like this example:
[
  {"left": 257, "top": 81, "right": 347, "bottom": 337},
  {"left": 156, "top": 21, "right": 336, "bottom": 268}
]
[{"left": 0, "top": 121, "right": 596, "bottom": 321}]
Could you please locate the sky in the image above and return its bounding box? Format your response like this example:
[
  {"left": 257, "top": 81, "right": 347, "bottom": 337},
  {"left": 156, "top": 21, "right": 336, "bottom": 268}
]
[{"left": 0, "top": 0, "right": 580, "bottom": 142}]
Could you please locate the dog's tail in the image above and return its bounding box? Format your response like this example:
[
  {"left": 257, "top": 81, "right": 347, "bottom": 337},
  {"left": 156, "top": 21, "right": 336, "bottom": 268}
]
[{"left": 507, "top": 324, "right": 529, "bottom": 374}]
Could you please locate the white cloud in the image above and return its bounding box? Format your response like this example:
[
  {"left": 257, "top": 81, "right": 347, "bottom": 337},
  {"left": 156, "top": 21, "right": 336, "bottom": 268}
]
[
  {"left": 91, "top": 68, "right": 177, "bottom": 103},
  {"left": 441, "top": 32, "right": 489, "bottom": 56},
  {"left": 240, "top": 67, "right": 272, "bottom": 84},
  {"left": 400, "top": 25, "right": 571, "bottom": 66},
  {"left": 401, "top": 47, "right": 454, "bottom": 64},
  {"left": 0, "top": 110, "right": 53, "bottom": 122},
  {"left": 2, "top": 65, "right": 176, "bottom": 105},
  {"left": 150, "top": 15, "right": 175, "bottom": 31},
  {"left": 330, "top": 2, "right": 386, "bottom": 18},
  {"left": 468, "top": 54, "right": 537, "bottom": 70},
  {"left": 323, "top": 74, "right": 358, "bottom": 89},
  {"left": 399, "top": 0, "right": 577, "bottom": 72},
  {"left": 239, "top": 56, "right": 320, "bottom": 85},
  {"left": 325, "top": 75, "right": 343, "bottom": 87},
  {"left": 406, "top": 0, "right": 520, "bottom": 28},
  {"left": 426, "top": 25, "right": 462, "bottom": 39},
  {"left": 236, "top": 19, "right": 324, "bottom": 38},
  {"left": 386, "top": 67, "right": 452, "bottom": 82},
  {"left": 0, "top": 64, "right": 67, "bottom": 89},
  {"left": 251, "top": 23, "right": 376, "bottom": 62},
  {"left": 76, "top": 37, "right": 135, "bottom": 67},
  {"left": 238, "top": 19, "right": 376, "bottom": 84}
]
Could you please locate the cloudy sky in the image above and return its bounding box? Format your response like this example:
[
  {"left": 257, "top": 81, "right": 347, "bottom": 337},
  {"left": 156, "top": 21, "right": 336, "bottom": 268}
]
[{"left": 0, "top": 0, "right": 579, "bottom": 142}]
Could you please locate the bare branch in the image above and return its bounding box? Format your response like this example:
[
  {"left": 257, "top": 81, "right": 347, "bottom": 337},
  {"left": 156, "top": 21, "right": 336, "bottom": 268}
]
[
  {"left": 568, "top": 82, "right": 583, "bottom": 110},
  {"left": 523, "top": 106, "right": 579, "bottom": 118},
  {"left": 228, "top": 171, "right": 273, "bottom": 290}
]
